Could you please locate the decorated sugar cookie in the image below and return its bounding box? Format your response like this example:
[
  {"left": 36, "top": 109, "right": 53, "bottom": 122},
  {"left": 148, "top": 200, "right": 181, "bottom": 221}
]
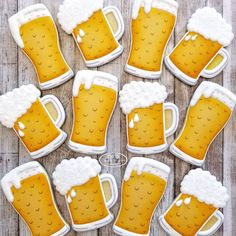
[
  {"left": 68, "top": 70, "right": 118, "bottom": 154},
  {"left": 119, "top": 81, "right": 179, "bottom": 154},
  {"left": 165, "top": 7, "right": 234, "bottom": 85},
  {"left": 0, "top": 84, "right": 67, "bottom": 159},
  {"left": 125, "top": 0, "right": 178, "bottom": 79},
  {"left": 170, "top": 81, "right": 236, "bottom": 166},
  {"left": 9, "top": 4, "right": 73, "bottom": 90},
  {"left": 113, "top": 157, "right": 170, "bottom": 236},
  {"left": 1, "top": 162, "right": 70, "bottom": 236},
  {"left": 53, "top": 156, "right": 118, "bottom": 231},
  {"left": 57, "top": 0, "right": 124, "bottom": 67},
  {"left": 159, "top": 168, "right": 229, "bottom": 236}
]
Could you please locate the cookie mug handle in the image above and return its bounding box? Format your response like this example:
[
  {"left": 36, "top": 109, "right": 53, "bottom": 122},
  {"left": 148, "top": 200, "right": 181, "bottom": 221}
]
[
  {"left": 103, "top": 6, "right": 125, "bottom": 41},
  {"left": 201, "top": 48, "right": 229, "bottom": 78},
  {"left": 100, "top": 173, "right": 118, "bottom": 209},
  {"left": 164, "top": 103, "right": 179, "bottom": 137},
  {"left": 198, "top": 210, "right": 224, "bottom": 236},
  {"left": 40, "top": 95, "right": 66, "bottom": 128}
]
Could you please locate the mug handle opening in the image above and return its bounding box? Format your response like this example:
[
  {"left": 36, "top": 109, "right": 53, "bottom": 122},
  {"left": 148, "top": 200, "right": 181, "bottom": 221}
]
[
  {"left": 40, "top": 95, "right": 66, "bottom": 128},
  {"left": 201, "top": 48, "right": 229, "bottom": 79},
  {"left": 103, "top": 6, "right": 125, "bottom": 41},
  {"left": 164, "top": 103, "right": 179, "bottom": 137},
  {"left": 197, "top": 210, "right": 224, "bottom": 236},
  {"left": 100, "top": 173, "right": 118, "bottom": 209}
]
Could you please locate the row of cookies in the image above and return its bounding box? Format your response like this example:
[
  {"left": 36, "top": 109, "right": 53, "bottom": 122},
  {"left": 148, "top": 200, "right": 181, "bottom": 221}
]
[
  {"left": 0, "top": 70, "right": 236, "bottom": 166},
  {"left": 1, "top": 156, "right": 229, "bottom": 236},
  {"left": 8, "top": 0, "right": 234, "bottom": 89}
]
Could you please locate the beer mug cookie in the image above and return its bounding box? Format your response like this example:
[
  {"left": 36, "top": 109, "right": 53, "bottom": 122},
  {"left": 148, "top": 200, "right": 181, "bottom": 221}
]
[
  {"left": 57, "top": 0, "right": 124, "bottom": 67},
  {"left": 165, "top": 7, "right": 234, "bottom": 86},
  {"left": 53, "top": 156, "right": 118, "bottom": 231},
  {"left": 125, "top": 0, "right": 178, "bottom": 79},
  {"left": 9, "top": 4, "right": 73, "bottom": 90},
  {"left": 119, "top": 81, "right": 179, "bottom": 154},
  {"left": 113, "top": 157, "right": 170, "bottom": 236},
  {"left": 159, "top": 168, "right": 229, "bottom": 236},
  {"left": 0, "top": 84, "right": 67, "bottom": 159},
  {"left": 170, "top": 81, "right": 236, "bottom": 166},
  {"left": 68, "top": 70, "right": 118, "bottom": 154},
  {"left": 1, "top": 162, "right": 70, "bottom": 236}
]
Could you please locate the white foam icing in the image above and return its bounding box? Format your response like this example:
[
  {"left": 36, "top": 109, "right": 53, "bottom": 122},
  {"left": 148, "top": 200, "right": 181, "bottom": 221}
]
[
  {"left": 187, "top": 7, "right": 234, "bottom": 47},
  {"left": 185, "top": 35, "right": 191, "bottom": 41},
  {"left": 67, "top": 195, "right": 72, "bottom": 203},
  {"left": 8, "top": 4, "right": 51, "bottom": 48},
  {"left": 191, "top": 34, "right": 198, "bottom": 41},
  {"left": 119, "top": 81, "right": 168, "bottom": 114},
  {"left": 176, "top": 199, "right": 183, "bottom": 207},
  {"left": 132, "top": 0, "right": 178, "bottom": 19},
  {"left": 1, "top": 162, "right": 44, "bottom": 202},
  {"left": 124, "top": 157, "right": 170, "bottom": 181},
  {"left": 71, "top": 189, "right": 76, "bottom": 198},
  {"left": 57, "top": 0, "right": 103, "bottom": 34},
  {"left": 180, "top": 168, "right": 229, "bottom": 208},
  {"left": 190, "top": 81, "right": 236, "bottom": 110},
  {"left": 72, "top": 70, "right": 118, "bottom": 97},
  {"left": 52, "top": 156, "right": 101, "bottom": 195},
  {"left": 0, "top": 84, "right": 41, "bottom": 128},
  {"left": 77, "top": 35, "right": 82, "bottom": 43}
]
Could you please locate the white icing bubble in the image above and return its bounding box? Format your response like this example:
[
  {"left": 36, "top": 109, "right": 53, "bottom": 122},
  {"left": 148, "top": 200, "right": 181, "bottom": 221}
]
[
  {"left": 134, "top": 113, "right": 140, "bottom": 122},
  {"left": 187, "top": 7, "right": 234, "bottom": 47},
  {"left": 57, "top": 0, "right": 103, "bottom": 34},
  {"left": 124, "top": 157, "right": 170, "bottom": 181},
  {"left": 190, "top": 81, "right": 236, "bottom": 110},
  {"left": 184, "top": 197, "right": 191, "bottom": 205},
  {"left": 180, "top": 168, "right": 229, "bottom": 208},
  {"left": 52, "top": 156, "right": 101, "bottom": 195},
  {"left": 119, "top": 81, "right": 168, "bottom": 114},
  {"left": 132, "top": 0, "right": 178, "bottom": 19},
  {"left": 129, "top": 119, "right": 134, "bottom": 129},
  {"left": 176, "top": 199, "right": 183, "bottom": 207},
  {"left": 0, "top": 84, "right": 41, "bottom": 128}
]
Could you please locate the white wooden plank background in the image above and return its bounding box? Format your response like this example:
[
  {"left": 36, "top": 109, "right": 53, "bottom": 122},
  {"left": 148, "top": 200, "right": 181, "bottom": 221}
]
[{"left": 0, "top": 0, "right": 235, "bottom": 235}]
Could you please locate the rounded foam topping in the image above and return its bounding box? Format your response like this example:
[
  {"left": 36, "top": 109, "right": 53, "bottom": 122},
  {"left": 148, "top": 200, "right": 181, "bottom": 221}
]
[
  {"left": 187, "top": 7, "right": 234, "bottom": 46},
  {"left": 57, "top": 0, "right": 103, "bottom": 34},
  {"left": 52, "top": 156, "right": 101, "bottom": 195},
  {"left": 0, "top": 84, "right": 41, "bottom": 128},
  {"left": 132, "top": 0, "right": 178, "bottom": 19},
  {"left": 119, "top": 81, "right": 167, "bottom": 114},
  {"left": 73, "top": 70, "right": 118, "bottom": 97},
  {"left": 180, "top": 168, "right": 229, "bottom": 208},
  {"left": 124, "top": 157, "right": 170, "bottom": 181},
  {"left": 190, "top": 81, "right": 236, "bottom": 110}
]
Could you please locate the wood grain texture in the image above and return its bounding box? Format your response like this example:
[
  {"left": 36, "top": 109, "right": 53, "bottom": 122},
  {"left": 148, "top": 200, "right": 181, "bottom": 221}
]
[{"left": 0, "top": 0, "right": 235, "bottom": 236}]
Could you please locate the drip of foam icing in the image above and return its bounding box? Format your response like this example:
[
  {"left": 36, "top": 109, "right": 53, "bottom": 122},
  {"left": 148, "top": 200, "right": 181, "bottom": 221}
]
[
  {"left": 72, "top": 70, "right": 118, "bottom": 97},
  {"left": 129, "top": 119, "right": 134, "bottom": 128},
  {"left": 79, "top": 29, "right": 85, "bottom": 37},
  {"left": 176, "top": 199, "right": 183, "bottom": 207},
  {"left": 67, "top": 195, "right": 72, "bottom": 203},
  {"left": 190, "top": 81, "right": 236, "bottom": 110},
  {"left": 134, "top": 113, "right": 140, "bottom": 122},
  {"left": 8, "top": 4, "right": 51, "bottom": 48},
  {"left": 0, "top": 84, "right": 41, "bottom": 128},
  {"left": 18, "top": 130, "right": 24, "bottom": 137},
  {"left": 57, "top": 0, "right": 103, "bottom": 34},
  {"left": 1, "top": 162, "right": 44, "bottom": 202},
  {"left": 77, "top": 35, "right": 82, "bottom": 43},
  {"left": 52, "top": 156, "right": 101, "bottom": 195},
  {"left": 132, "top": 0, "right": 178, "bottom": 19},
  {"left": 119, "top": 81, "right": 168, "bottom": 115},
  {"left": 71, "top": 189, "right": 76, "bottom": 198},
  {"left": 187, "top": 7, "right": 234, "bottom": 47},
  {"left": 18, "top": 122, "right": 25, "bottom": 129},
  {"left": 185, "top": 35, "right": 191, "bottom": 41},
  {"left": 191, "top": 34, "right": 198, "bottom": 41},
  {"left": 180, "top": 168, "right": 229, "bottom": 208},
  {"left": 124, "top": 157, "right": 170, "bottom": 181},
  {"left": 184, "top": 197, "right": 191, "bottom": 205}
]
